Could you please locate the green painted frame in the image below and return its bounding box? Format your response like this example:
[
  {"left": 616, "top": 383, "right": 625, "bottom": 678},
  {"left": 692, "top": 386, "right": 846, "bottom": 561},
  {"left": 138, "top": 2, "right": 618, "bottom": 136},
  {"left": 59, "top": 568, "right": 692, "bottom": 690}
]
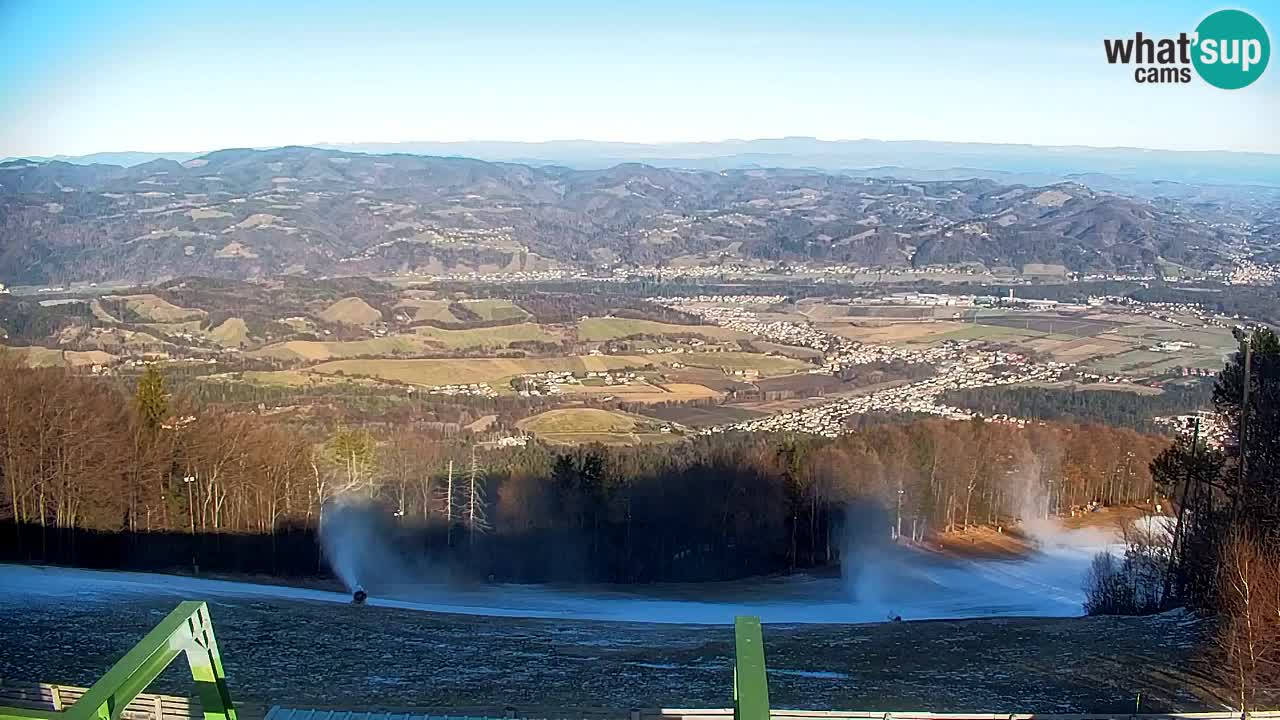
[
  {"left": 0, "top": 601, "right": 237, "bottom": 720},
  {"left": 733, "top": 616, "right": 770, "bottom": 720}
]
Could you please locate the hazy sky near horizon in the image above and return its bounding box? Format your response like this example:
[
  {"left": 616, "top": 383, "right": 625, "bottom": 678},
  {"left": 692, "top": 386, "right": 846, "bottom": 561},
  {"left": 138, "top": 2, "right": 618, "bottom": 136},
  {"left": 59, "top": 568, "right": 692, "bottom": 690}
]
[{"left": 1, "top": 0, "right": 1276, "bottom": 157}]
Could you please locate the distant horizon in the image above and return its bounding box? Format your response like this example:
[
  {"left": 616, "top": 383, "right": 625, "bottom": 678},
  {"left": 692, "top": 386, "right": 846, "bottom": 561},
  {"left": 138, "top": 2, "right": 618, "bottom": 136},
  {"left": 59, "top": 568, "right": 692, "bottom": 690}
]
[{"left": 9, "top": 135, "right": 1280, "bottom": 163}]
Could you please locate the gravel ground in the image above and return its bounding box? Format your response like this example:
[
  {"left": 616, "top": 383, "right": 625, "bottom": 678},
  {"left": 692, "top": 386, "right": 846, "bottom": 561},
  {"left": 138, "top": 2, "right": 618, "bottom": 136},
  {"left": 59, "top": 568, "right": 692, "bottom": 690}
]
[{"left": 0, "top": 592, "right": 1224, "bottom": 715}]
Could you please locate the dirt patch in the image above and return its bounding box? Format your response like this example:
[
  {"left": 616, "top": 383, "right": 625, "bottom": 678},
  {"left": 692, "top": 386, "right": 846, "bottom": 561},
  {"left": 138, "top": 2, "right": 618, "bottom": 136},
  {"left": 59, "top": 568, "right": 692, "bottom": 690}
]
[{"left": 934, "top": 526, "right": 1033, "bottom": 559}]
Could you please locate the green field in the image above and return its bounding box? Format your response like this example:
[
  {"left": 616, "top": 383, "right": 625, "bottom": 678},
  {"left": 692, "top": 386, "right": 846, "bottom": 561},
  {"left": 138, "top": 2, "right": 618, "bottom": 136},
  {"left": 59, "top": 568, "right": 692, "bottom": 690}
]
[
  {"left": 251, "top": 323, "right": 564, "bottom": 361},
  {"left": 1085, "top": 347, "right": 1228, "bottom": 374},
  {"left": 221, "top": 370, "right": 394, "bottom": 388},
  {"left": 517, "top": 407, "right": 643, "bottom": 434},
  {"left": 922, "top": 324, "right": 1048, "bottom": 344},
  {"left": 250, "top": 336, "right": 427, "bottom": 362},
  {"left": 458, "top": 299, "right": 531, "bottom": 322},
  {"left": 673, "top": 351, "right": 810, "bottom": 376},
  {"left": 109, "top": 294, "right": 207, "bottom": 323},
  {"left": 308, "top": 354, "right": 653, "bottom": 386},
  {"left": 141, "top": 317, "right": 251, "bottom": 348},
  {"left": 578, "top": 317, "right": 749, "bottom": 342},
  {"left": 394, "top": 298, "right": 460, "bottom": 323},
  {"left": 413, "top": 322, "right": 563, "bottom": 349}
]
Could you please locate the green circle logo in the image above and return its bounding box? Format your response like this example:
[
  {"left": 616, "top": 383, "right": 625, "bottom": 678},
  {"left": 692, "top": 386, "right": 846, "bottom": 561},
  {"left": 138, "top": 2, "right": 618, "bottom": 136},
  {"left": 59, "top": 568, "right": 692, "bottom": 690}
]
[{"left": 1193, "top": 9, "right": 1270, "bottom": 89}]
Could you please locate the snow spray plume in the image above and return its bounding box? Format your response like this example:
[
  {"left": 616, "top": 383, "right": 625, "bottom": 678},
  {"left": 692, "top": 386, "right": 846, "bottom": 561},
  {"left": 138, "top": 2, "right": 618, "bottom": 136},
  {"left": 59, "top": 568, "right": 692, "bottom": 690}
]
[
  {"left": 838, "top": 501, "right": 897, "bottom": 614},
  {"left": 1006, "top": 447, "right": 1124, "bottom": 551},
  {"left": 319, "top": 497, "right": 417, "bottom": 593}
]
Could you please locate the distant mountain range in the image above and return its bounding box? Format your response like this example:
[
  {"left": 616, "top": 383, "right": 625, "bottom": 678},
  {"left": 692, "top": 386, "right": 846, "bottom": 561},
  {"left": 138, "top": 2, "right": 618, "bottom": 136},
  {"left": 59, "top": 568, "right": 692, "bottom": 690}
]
[
  {"left": 1, "top": 145, "right": 1276, "bottom": 285},
  {"left": 9, "top": 137, "right": 1280, "bottom": 188}
]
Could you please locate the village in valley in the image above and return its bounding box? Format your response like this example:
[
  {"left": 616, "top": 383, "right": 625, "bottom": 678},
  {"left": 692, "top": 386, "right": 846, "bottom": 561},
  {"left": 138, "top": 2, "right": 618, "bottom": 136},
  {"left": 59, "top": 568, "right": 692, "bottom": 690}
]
[{"left": 0, "top": 264, "right": 1254, "bottom": 446}]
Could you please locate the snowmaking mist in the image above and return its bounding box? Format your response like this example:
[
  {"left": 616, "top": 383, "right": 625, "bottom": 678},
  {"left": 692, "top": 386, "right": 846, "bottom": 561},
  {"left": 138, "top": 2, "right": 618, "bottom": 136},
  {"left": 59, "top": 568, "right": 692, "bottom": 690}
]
[
  {"left": 312, "top": 495, "right": 1122, "bottom": 624},
  {"left": 318, "top": 498, "right": 451, "bottom": 595}
]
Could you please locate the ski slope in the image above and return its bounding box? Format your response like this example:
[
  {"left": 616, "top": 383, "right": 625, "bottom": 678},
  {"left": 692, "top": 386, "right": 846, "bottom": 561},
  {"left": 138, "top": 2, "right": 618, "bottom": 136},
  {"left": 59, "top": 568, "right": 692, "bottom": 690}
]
[{"left": 0, "top": 526, "right": 1119, "bottom": 625}]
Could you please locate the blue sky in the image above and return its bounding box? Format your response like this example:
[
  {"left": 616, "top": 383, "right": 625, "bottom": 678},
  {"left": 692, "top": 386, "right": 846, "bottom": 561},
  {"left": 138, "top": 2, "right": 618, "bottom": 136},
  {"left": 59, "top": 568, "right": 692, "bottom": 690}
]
[{"left": 0, "top": 0, "right": 1276, "bottom": 156}]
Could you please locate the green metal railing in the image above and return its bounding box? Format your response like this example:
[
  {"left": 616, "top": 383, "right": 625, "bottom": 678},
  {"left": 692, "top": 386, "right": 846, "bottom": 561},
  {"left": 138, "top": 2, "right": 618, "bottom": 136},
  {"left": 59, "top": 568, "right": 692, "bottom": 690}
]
[
  {"left": 0, "top": 601, "right": 237, "bottom": 720},
  {"left": 733, "top": 616, "right": 770, "bottom": 720}
]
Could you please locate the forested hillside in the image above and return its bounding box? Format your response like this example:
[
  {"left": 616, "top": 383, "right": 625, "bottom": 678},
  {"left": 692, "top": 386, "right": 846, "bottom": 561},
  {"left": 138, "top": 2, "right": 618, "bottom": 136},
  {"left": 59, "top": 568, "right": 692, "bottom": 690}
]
[
  {"left": 0, "top": 146, "right": 1247, "bottom": 283},
  {"left": 0, "top": 350, "right": 1168, "bottom": 582}
]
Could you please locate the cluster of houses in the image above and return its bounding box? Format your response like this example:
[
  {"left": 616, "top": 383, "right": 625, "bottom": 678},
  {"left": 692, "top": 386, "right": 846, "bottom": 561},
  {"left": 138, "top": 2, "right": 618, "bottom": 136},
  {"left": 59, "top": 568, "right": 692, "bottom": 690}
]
[
  {"left": 1153, "top": 411, "right": 1229, "bottom": 447},
  {"left": 1078, "top": 371, "right": 1138, "bottom": 384},
  {"left": 1228, "top": 260, "right": 1280, "bottom": 286},
  {"left": 656, "top": 296, "right": 1070, "bottom": 437},
  {"left": 650, "top": 294, "right": 787, "bottom": 306},
  {"left": 511, "top": 369, "right": 643, "bottom": 397},
  {"left": 416, "top": 383, "right": 497, "bottom": 398},
  {"left": 1149, "top": 340, "right": 1198, "bottom": 352},
  {"left": 703, "top": 350, "right": 1066, "bottom": 437}
]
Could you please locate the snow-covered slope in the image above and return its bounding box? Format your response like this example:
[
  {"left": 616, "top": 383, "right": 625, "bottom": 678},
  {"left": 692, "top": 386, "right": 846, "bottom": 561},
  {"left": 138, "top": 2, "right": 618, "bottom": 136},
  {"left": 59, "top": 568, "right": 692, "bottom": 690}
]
[{"left": 0, "top": 524, "right": 1121, "bottom": 625}]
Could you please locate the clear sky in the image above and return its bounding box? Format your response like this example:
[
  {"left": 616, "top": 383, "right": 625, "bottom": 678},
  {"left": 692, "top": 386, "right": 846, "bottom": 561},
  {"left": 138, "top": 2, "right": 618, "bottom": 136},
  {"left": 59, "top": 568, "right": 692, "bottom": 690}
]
[{"left": 1, "top": 0, "right": 1276, "bottom": 157}]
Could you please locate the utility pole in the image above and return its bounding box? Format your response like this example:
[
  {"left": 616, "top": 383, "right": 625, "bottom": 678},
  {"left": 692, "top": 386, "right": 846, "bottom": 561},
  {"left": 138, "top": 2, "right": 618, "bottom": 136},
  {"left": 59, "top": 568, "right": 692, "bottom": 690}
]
[
  {"left": 895, "top": 479, "right": 904, "bottom": 541},
  {"left": 184, "top": 474, "right": 196, "bottom": 535},
  {"left": 446, "top": 459, "right": 454, "bottom": 547},
  {"left": 1162, "top": 416, "right": 1199, "bottom": 608},
  {"left": 468, "top": 446, "right": 479, "bottom": 549},
  {"left": 1238, "top": 333, "right": 1252, "bottom": 507}
]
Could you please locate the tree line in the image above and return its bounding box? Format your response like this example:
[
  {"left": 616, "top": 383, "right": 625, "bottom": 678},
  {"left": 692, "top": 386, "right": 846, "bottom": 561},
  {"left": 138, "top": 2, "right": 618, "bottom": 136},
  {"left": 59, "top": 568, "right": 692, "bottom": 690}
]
[
  {"left": 943, "top": 380, "right": 1214, "bottom": 433},
  {"left": 0, "top": 348, "right": 1170, "bottom": 583}
]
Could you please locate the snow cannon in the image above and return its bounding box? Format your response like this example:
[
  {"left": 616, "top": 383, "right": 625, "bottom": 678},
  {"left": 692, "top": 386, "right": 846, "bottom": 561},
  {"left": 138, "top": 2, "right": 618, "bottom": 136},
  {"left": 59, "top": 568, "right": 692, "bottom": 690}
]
[{"left": 351, "top": 587, "right": 368, "bottom": 604}]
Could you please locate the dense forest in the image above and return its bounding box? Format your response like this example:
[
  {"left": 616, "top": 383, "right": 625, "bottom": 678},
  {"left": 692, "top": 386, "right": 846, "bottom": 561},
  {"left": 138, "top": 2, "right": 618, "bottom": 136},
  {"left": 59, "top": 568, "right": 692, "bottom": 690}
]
[
  {"left": 1088, "top": 327, "right": 1280, "bottom": 710},
  {"left": 944, "top": 381, "right": 1215, "bottom": 432},
  {"left": 0, "top": 348, "right": 1168, "bottom": 583}
]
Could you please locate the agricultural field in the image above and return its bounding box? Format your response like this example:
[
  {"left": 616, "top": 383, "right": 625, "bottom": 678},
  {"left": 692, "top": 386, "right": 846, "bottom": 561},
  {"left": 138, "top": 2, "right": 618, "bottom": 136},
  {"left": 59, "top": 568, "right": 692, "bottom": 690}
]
[
  {"left": 250, "top": 336, "right": 429, "bottom": 362},
  {"left": 306, "top": 355, "right": 654, "bottom": 387},
  {"left": 105, "top": 294, "right": 206, "bottom": 323},
  {"left": 1084, "top": 347, "right": 1228, "bottom": 375},
  {"left": 517, "top": 408, "right": 679, "bottom": 445},
  {"left": 0, "top": 346, "right": 116, "bottom": 368},
  {"left": 790, "top": 303, "right": 1240, "bottom": 384},
  {"left": 412, "top": 323, "right": 565, "bottom": 350},
  {"left": 518, "top": 407, "right": 647, "bottom": 433},
  {"left": 560, "top": 381, "right": 724, "bottom": 404},
  {"left": 822, "top": 321, "right": 971, "bottom": 345},
  {"left": 456, "top": 299, "right": 531, "bottom": 322},
  {"left": 393, "top": 298, "right": 461, "bottom": 323},
  {"left": 636, "top": 404, "right": 770, "bottom": 428},
  {"left": 578, "top": 317, "right": 749, "bottom": 342},
  {"left": 1034, "top": 336, "right": 1134, "bottom": 363},
  {"left": 973, "top": 312, "right": 1123, "bottom": 338},
  {"left": 250, "top": 324, "right": 566, "bottom": 361},
  {"left": 672, "top": 352, "right": 812, "bottom": 376},
  {"left": 139, "top": 318, "right": 252, "bottom": 348},
  {"left": 920, "top": 323, "right": 1047, "bottom": 344},
  {"left": 220, "top": 370, "right": 397, "bottom": 389}
]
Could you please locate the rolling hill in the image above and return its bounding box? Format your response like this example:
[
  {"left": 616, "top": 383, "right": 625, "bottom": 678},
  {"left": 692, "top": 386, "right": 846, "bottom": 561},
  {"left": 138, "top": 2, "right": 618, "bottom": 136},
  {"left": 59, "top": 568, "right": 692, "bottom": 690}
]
[{"left": 0, "top": 146, "right": 1263, "bottom": 284}]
